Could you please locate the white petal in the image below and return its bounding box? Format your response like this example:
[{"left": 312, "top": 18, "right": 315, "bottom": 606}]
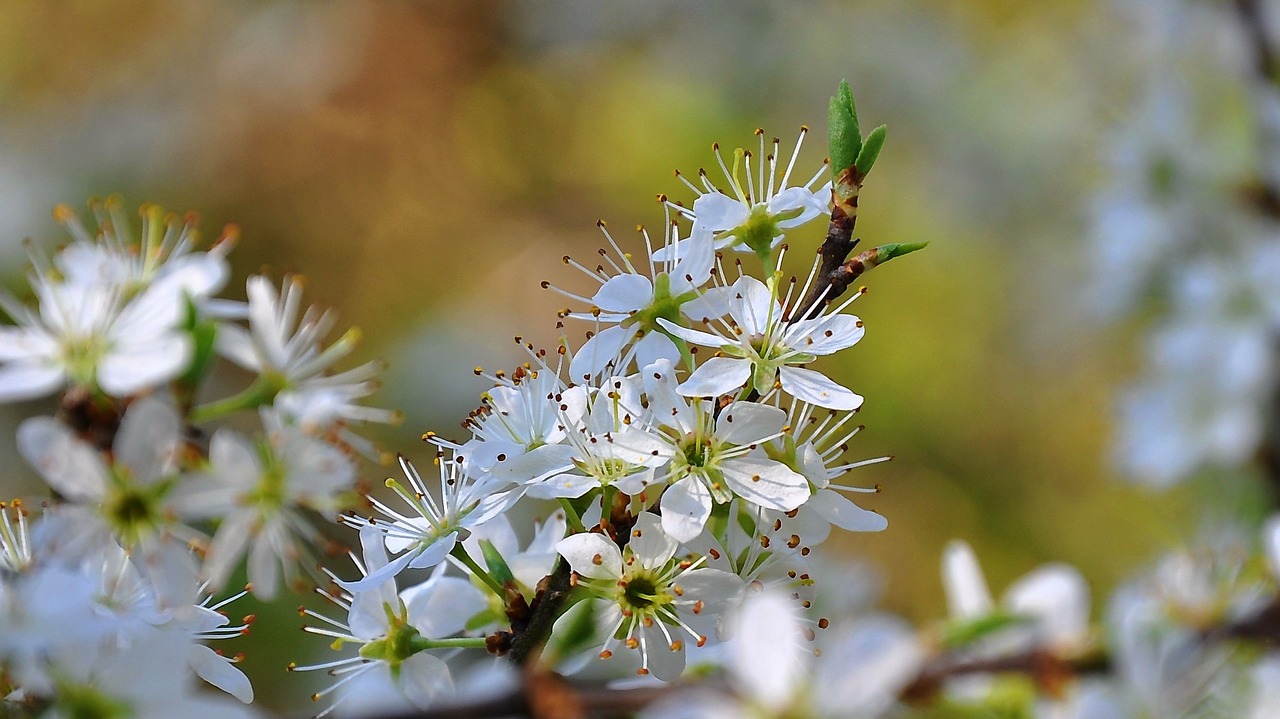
[
  {"left": 115, "top": 397, "right": 180, "bottom": 485},
  {"left": 785, "top": 313, "right": 865, "bottom": 356},
  {"left": 633, "top": 330, "right": 680, "bottom": 370},
  {"left": 201, "top": 512, "right": 254, "bottom": 589},
  {"left": 489, "top": 444, "right": 575, "bottom": 484},
  {"left": 691, "top": 193, "right": 749, "bottom": 234},
  {"left": 720, "top": 457, "right": 810, "bottom": 512},
  {"left": 97, "top": 333, "right": 192, "bottom": 396},
  {"left": 556, "top": 533, "right": 622, "bottom": 579},
  {"left": 0, "top": 327, "right": 57, "bottom": 361},
  {"left": 777, "top": 365, "right": 863, "bottom": 410},
  {"left": 681, "top": 286, "right": 733, "bottom": 323},
  {"left": 640, "top": 620, "right": 687, "bottom": 681},
  {"left": 339, "top": 547, "right": 418, "bottom": 593},
  {"left": 213, "top": 322, "right": 261, "bottom": 371},
  {"left": 1266, "top": 514, "right": 1280, "bottom": 580},
  {"left": 592, "top": 274, "right": 653, "bottom": 313},
  {"left": 527, "top": 472, "right": 599, "bottom": 500},
  {"left": 404, "top": 574, "right": 488, "bottom": 638},
  {"left": 630, "top": 513, "right": 678, "bottom": 565},
  {"left": 729, "top": 592, "right": 806, "bottom": 711},
  {"left": 188, "top": 644, "right": 253, "bottom": 703},
  {"left": 813, "top": 615, "right": 922, "bottom": 715},
  {"left": 247, "top": 526, "right": 282, "bottom": 600},
  {"left": 0, "top": 361, "right": 65, "bottom": 402},
  {"left": 660, "top": 476, "right": 712, "bottom": 542},
  {"left": 16, "top": 416, "right": 109, "bottom": 500},
  {"left": 570, "top": 325, "right": 633, "bottom": 380},
  {"left": 655, "top": 318, "right": 728, "bottom": 348},
  {"left": 727, "top": 276, "right": 779, "bottom": 337},
  {"left": 942, "top": 540, "right": 994, "bottom": 619},
  {"left": 769, "top": 186, "right": 824, "bottom": 228},
  {"left": 1003, "top": 564, "right": 1090, "bottom": 648},
  {"left": 407, "top": 534, "right": 458, "bottom": 570},
  {"left": 399, "top": 652, "right": 455, "bottom": 708},
  {"left": 810, "top": 489, "right": 887, "bottom": 532},
  {"left": 716, "top": 402, "right": 786, "bottom": 445},
  {"left": 669, "top": 228, "right": 716, "bottom": 294},
  {"left": 676, "top": 357, "right": 751, "bottom": 398}
]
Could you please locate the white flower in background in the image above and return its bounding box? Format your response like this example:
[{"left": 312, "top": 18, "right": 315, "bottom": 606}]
[
  {"left": 52, "top": 199, "right": 235, "bottom": 308},
  {"left": 0, "top": 266, "right": 193, "bottom": 402},
  {"left": 668, "top": 128, "right": 829, "bottom": 258},
  {"left": 0, "top": 499, "right": 33, "bottom": 573},
  {"left": 555, "top": 218, "right": 716, "bottom": 380},
  {"left": 16, "top": 397, "right": 201, "bottom": 610},
  {"left": 170, "top": 410, "right": 357, "bottom": 599},
  {"left": 941, "top": 540, "right": 1092, "bottom": 654},
  {"left": 1249, "top": 655, "right": 1280, "bottom": 719},
  {"left": 613, "top": 360, "right": 809, "bottom": 542},
  {"left": 214, "top": 274, "right": 397, "bottom": 432},
  {"left": 42, "top": 631, "right": 257, "bottom": 719},
  {"left": 296, "top": 526, "right": 477, "bottom": 717},
  {"left": 687, "top": 500, "right": 813, "bottom": 600},
  {"left": 339, "top": 454, "right": 519, "bottom": 592},
  {"left": 555, "top": 513, "right": 741, "bottom": 680},
  {"left": 659, "top": 274, "right": 865, "bottom": 410},
  {"left": 641, "top": 590, "right": 921, "bottom": 719}
]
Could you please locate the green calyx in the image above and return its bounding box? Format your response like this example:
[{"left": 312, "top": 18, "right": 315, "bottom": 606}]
[
  {"left": 621, "top": 272, "right": 698, "bottom": 334},
  {"left": 54, "top": 684, "right": 132, "bottom": 719},
  {"left": 358, "top": 605, "right": 430, "bottom": 679}
]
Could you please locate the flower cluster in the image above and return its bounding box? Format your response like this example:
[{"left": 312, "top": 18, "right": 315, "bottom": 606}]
[
  {"left": 296, "top": 82, "right": 914, "bottom": 713},
  {"left": 1, "top": 197, "right": 396, "bottom": 714}
]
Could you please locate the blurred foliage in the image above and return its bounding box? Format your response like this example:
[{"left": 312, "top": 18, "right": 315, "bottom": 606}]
[{"left": 0, "top": 0, "right": 1237, "bottom": 714}]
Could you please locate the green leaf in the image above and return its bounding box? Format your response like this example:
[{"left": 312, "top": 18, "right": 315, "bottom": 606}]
[
  {"left": 941, "top": 612, "right": 1026, "bottom": 649},
  {"left": 479, "top": 539, "right": 516, "bottom": 587},
  {"left": 828, "top": 79, "right": 862, "bottom": 178},
  {"left": 855, "top": 124, "right": 887, "bottom": 176},
  {"left": 871, "top": 241, "right": 928, "bottom": 265}
]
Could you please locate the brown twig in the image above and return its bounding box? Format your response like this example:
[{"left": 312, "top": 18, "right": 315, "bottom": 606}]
[{"left": 791, "top": 166, "right": 865, "bottom": 323}]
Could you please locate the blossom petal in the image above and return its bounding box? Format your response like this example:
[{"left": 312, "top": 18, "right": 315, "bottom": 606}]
[
  {"left": 97, "top": 333, "right": 192, "bottom": 396},
  {"left": 728, "top": 276, "right": 779, "bottom": 337},
  {"left": 717, "top": 402, "right": 786, "bottom": 445},
  {"left": 557, "top": 533, "right": 622, "bottom": 580},
  {"left": 592, "top": 274, "right": 653, "bottom": 313},
  {"left": 669, "top": 227, "right": 716, "bottom": 294},
  {"left": 0, "top": 361, "right": 65, "bottom": 402},
  {"left": 660, "top": 476, "right": 712, "bottom": 542},
  {"left": 786, "top": 313, "right": 865, "bottom": 356},
  {"left": 676, "top": 357, "right": 751, "bottom": 398},
  {"left": 399, "top": 652, "right": 455, "bottom": 708},
  {"left": 1003, "top": 564, "right": 1090, "bottom": 648},
  {"left": 729, "top": 592, "right": 806, "bottom": 712},
  {"left": 570, "top": 325, "right": 633, "bottom": 380},
  {"left": 777, "top": 365, "right": 863, "bottom": 410},
  {"left": 810, "top": 489, "right": 887, "bottom": 532},
  {"left": 633, "top": 330, "right": 681, "bottom": 371},
  {"left": 720, "top": 457, "right": 810, "bottom": 512},
  {"left": 813, "top": 615, "right": 922, "bottom": 716},
  {"left": 691, "top": 192, "right": 749, "bottom": 234},
  {"left": 17, "top": 416, "right": 109, "bottom": 500},
  {"left": 188, "top": 644, "right": 253, "bottom": 703},
  {"left": 629, "top": 513, "right": 677, "bottom": 565},
  {"left": 942, "top": 540, "right": 994, "bottom": 619},
  {"left": 655, "top": 318, "right": 728, "bottom": 349},
  {"left": 115, "top": 397, "right": 180, "bottom": 486}
]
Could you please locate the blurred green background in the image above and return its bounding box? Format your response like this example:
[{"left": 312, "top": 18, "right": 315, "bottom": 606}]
[{"left": 0, "top": 1, "right": 1250, "bottom": 714}]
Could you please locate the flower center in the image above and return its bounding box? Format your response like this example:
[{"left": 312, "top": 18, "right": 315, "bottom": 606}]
[{"left": 622, "top": 572, "right": 664, "bottom": 610}]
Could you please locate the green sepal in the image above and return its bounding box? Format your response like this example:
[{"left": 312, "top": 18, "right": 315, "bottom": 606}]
[
  {"left": 855, "top": 124, "right": 887, "bottom": 176},
  {"left": 479, "top": 539, "right": 516, "bottom": 587},
  {"left": 828, "top": 80, "right": 862, "bottom": 179},
  {"left": 465, "top": 607, "right": 507, "bottom": 632},
  {"left": 941, "top": 612, "right": 1026, "bottom": 649},
  {"left": 176, "top": 295, "right": 218, "bottom": 397}
]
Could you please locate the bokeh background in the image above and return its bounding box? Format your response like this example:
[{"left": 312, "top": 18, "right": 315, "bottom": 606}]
[{"left": 0, "top": 1, "right": 1261, "bottom": 714}]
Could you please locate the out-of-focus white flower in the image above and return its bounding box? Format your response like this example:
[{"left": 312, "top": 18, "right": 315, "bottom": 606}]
[
  {"left": 17, "top": 398, "right": 201, "bottom": 610},
  {"left": 941, "top": 540, "right": 1092, "bottom": 654},
  {"left": 612, "top": 359, "right": 810, "bottom": 542},
  {"left": 0, "top": 266, "right": 193, "bottom": 402},
  {"left": 213, "top": 274, "right": 398, "bottom": 434},
  {"left": 641, "top": 589, "right": 921, "bottom": 719},
  {"left": 52, "top": 199, "right": 234, "bottom": 307},
  {"left": 659, "top": 274, "right": 866, "bottom": 410},
  {"left": 170, "top": 410, "right": 357, "bottom": 599},
  {"left": 555, "top": 513, "right": 741, "bottom": 680},
  {"left": 338, "top": 454, "right": 518, "bottom": 592}
]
